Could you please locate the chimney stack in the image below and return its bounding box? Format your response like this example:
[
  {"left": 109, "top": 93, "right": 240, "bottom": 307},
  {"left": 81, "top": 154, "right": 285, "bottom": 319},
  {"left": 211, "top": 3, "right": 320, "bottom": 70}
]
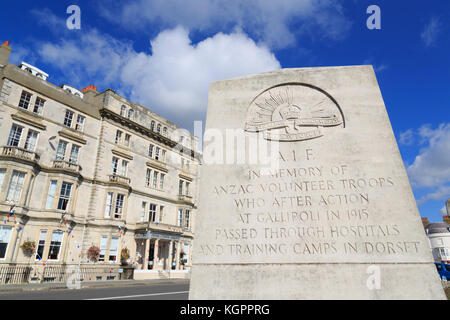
[{"left": 0, "top": 41, "right": 11, "bottom": 66}]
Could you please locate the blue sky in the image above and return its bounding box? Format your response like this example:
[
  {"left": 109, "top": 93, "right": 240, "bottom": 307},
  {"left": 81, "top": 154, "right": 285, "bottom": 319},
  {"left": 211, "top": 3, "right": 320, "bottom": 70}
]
[{"left": 1, "top": 0, "right": 449, "bottom": 222}]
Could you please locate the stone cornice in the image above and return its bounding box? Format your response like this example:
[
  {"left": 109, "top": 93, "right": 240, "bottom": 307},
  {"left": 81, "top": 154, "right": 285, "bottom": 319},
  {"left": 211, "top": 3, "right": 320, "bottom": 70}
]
[
  {"left": 100, "top": 108, "right": 201, "bottom": 160},
  {"left": 58, "top": 129, "right": 87, "bottom": 145},
  {"left": 11, "top": 111, "right": 46, "bottom": 130}
]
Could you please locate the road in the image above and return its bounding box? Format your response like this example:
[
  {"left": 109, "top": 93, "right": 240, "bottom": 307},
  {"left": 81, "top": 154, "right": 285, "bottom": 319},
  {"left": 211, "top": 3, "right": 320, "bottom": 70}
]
[{"left": 0, "top": 279, "right": 190, "bottom": 300}]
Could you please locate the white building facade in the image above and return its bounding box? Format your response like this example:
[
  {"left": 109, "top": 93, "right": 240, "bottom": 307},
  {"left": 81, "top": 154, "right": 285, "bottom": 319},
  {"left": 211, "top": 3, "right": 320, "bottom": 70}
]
[{"left": 0, "top": 41, "right": 200, "bottom": 281}]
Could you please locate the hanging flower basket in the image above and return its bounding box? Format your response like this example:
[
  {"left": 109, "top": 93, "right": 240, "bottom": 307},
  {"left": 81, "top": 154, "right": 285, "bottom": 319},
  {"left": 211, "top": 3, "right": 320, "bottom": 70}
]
[
  {"left": 121, "top": 248, "right": 130, "bottom": 265},
  {"left": 21, "top": 241, "right": 36, "bottom": 256},
  {"left": 87, "top": 245, "right": 100, "bottom": 262}
]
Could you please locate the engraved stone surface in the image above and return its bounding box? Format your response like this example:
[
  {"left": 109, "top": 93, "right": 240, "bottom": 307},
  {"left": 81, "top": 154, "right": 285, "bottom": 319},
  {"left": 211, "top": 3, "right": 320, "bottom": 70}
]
[{"left": 189, "top": 66, "right": 446, "bottom": 299}]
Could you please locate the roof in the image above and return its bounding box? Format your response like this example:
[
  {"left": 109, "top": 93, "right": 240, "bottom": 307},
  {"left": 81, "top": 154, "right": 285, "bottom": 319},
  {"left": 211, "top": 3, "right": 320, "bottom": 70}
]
[{"left": 425, "top": 222, "right": 450, "bottom": 234}]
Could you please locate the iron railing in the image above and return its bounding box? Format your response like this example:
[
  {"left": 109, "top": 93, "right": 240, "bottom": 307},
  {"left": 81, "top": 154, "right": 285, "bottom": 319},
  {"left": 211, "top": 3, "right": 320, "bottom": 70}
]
[{"left": 0, "top": 264, "right": 121, "bottom": 285}]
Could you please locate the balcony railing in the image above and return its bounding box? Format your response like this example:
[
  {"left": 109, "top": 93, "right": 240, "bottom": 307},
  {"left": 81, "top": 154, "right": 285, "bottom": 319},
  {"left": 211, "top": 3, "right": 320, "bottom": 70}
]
[
  {"left": 0, "top": 146, "right": 39, "bottom": 162},
  {"left": 109, "top": 174, "right": 131, "bottom": 185},
  {"left": 52, "top": 160, "right": 81, "bottom": 173}
]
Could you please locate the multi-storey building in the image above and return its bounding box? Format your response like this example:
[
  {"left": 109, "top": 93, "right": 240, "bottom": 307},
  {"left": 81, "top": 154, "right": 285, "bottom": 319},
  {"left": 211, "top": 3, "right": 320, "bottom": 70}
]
[
  {"left": 422, "top": 201, "right": 450, "bottom": 265},
  {"left": 0, "top": 41, "right": 200, "bottom": 281}
]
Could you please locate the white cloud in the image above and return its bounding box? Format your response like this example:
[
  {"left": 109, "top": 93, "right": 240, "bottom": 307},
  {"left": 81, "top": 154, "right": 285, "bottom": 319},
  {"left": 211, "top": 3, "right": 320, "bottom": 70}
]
[
  {"left": 100, "top": 0, "right": 351, "bottom": 49},
  {"left": 421, "top": 16, "right": 441, "bottom": 47},
  {"left": 36, "top": 27, "right": 280, "bottom": 129},
  {"left": 399, "top": 129, "right": 414, "bottom": 146},
  {"left": 407, "top": 123, "right": 450, "bottom": 204}
]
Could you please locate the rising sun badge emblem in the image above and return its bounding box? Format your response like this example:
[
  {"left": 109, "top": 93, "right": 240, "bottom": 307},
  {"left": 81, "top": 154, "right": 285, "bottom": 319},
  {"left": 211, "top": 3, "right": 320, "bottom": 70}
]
[{"left": 245, "top": 83, "right": 345, "bottom": 142}]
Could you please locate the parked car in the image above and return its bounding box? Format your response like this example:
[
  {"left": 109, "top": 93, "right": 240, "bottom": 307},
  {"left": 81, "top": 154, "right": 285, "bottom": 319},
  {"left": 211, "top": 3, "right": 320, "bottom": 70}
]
[{"left": 435, "top": 263, "right": 450, "bottom": 281}]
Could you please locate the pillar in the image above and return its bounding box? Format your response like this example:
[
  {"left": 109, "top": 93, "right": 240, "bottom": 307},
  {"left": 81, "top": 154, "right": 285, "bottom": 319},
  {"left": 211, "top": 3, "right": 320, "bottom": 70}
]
[
  {"left": 175, "top": 241, "right": 181, "bottom": 270},
  {"left": 153, "top": 239, "right": 159, "bottom": 270},
  {"left": 144, "top": 238, "right": 150, "bottom": 270},
  {"left": 168, "top": 240, "right": 174, "bottom": 271}
]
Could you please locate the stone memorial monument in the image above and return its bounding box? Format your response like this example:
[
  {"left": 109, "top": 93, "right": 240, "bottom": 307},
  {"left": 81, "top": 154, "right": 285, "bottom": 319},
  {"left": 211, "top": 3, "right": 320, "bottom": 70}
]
[{"left": 189, "top": 66, "right": 445, "bottom": 299}]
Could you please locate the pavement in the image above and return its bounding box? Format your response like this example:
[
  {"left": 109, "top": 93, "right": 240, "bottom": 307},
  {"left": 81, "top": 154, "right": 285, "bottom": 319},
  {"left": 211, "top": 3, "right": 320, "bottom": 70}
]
[{"left": 0, "top": 279, "right": 190, "bottom": 300}]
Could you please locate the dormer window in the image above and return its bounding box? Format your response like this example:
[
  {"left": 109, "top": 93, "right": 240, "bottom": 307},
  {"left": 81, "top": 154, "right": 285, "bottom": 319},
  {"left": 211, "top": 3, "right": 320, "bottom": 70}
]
[
  {"left": 150, "top": 121, "right": 155, "bottom": 131},
  {"left": 157, "top": 124, "right": 161, "bottom": 134},
  {"left": 120, "top": 105, "right": 127, "bottom": 117},
  {"left": 127, "top": 109, "right": 134, "bottom": 119},
  {"left": 25, "top": 68, "right": 32, "bottom": 73},
  {"left": 163, "top": 127, "right": 168, "bottom": 136}
]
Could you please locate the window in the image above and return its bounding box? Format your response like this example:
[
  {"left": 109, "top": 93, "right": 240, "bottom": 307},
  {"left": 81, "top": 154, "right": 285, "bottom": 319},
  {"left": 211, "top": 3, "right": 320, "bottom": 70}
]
[
  {"left": 69, "top": 145, "right": 80, "bottom": 164},
  {"left": 127, "top": 109, "right": 134, "bottom": 119},
  {"left": 439, "top": 248, "right": 449, "bottom": 258},
  {"left": 0, "top": 226, "right": 12, "bottom": 259},
  {"left": 150, "top": 121, "right": 155, "bottom": 131},
  {"left": 111, "top": 157, "right": 119, "bottom": 174},
  {"left": 183, "top": 244, "right": 189, "bottom": 264},
  {"left": 186, "top": 182, "right": 190, "bottom": 196},
  {"left": 7, "top": 124, "right": 23, "bottom": 147},
  {"left": 160, "top": 174, "right": 165, "bottom": 190},
  {"left": 155, "top": 147, "right": 160, "bottom": 161},
  {"left": 48, "top": 230, "right": 63, "bottom": 260},
  {"left": 141, "top": 202, "right": 147, "bottom": 222},
  {"left": 75, "top": 115, "right": 85, "bottom": 132},
  {"left": 124, "top": 134, "right": 131, "bottom": 147},
  {"left": 57, "top": 182, "right": 72, "bottom": 211},
  {"left": 18, "top": 91, "right": 32, "bottom": 110},
  {"left": 162, "top": 150, "right": 166, "bottom": 162},
  {"left": 159, "top": 206, "right": 164, "bottom": 223},
  {"left": 114, "top": 194, "right": 124, "bottom": 219},
  {"left": 35, "top": 230, "right": 47, "bottom": 261},
  {"left": 177, "top": 209, "right": 183, "bottom": 227},
  {"left": 0, "top": 169, "right": 6, "bottom": 191},
  {"left": 179, "top": 180, "right": 183, "bottom": 195},
  {"left": 109, "top": 237, "right": 119, "bottom": 262},
  {"left": 24, "top": 130, "right": 38, "bottom": 151},
  {"left": 149, "top": 204, "right": 157, "bottom": 222},
  {"left": 157, "top": 124, "right": 161, "bottom": 134},
  {"left": 104, "top": 192, "right": 113, "bottom": 218},
  {"left": 120, "top": 105, "right": 127, "bottom": 117},
  {"left": 56, "top": 140, "right": 68, "bottom": 160},
  {"left": 63, "top": 110, "right": 74, "bottom": 127},
  {"left": 115, "top": 130, "right": 122, "bottom": 144},
  {"left": 99, "top": 236, "right": 108, "bottom": 262},
  {"left": 33, "top": 97, "right": 45, "bottom": 114},
  {"left": 45, "top": 180, "right": 57, "bottom": 209},
  {"left": 120, "top": 160, "right": 128, "bottom": 176},
  {"left": 153, "top": 171, "right": 158, "bottom": 188},
  {"left": 185, "top": 210, "right": 190, "bottom": 229},
  {"left": 145, "top": 169, "right": 151, "bottom": 187},
  {"left": 6, "top": 171, "right": 26, "bottom": 202},
  {"left": 148, "top": 144, "right": 154, "bottom": 158}
]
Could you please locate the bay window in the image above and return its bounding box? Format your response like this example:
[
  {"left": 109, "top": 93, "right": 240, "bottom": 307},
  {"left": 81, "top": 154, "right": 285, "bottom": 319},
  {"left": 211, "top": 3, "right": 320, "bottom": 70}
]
[
  {"left": 48, "top": 230, "right": 63, "bottom": 260},
  {"left": 109, "top": 237, "right": 119, "bottom": 262},
  {"left": 0, "top": 226, "right": 12, "bottom": 259},
  {"left": 35, "top": 230, "right": 47, "bottom": 261},
  {"left": 57, "top": 182, "right": 72, "bottom": 211},
  {"left": 7, "top": 124, "right": 23, "bottom": 147},
  {"left": 6, "top": 171, "right": 26, "bottom": 203}
]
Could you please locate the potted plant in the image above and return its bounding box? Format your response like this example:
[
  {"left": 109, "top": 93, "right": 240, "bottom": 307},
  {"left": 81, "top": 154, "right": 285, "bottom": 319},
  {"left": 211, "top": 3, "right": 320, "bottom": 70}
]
[
  {"left": 21, "top": 240, "right": 36, "bottom": 256},
  {"left": 87, "top": 245, "right": 100, "bottom": 262},
  {"left": 121, "top": 248, "right": 130, "bottom": 265}
]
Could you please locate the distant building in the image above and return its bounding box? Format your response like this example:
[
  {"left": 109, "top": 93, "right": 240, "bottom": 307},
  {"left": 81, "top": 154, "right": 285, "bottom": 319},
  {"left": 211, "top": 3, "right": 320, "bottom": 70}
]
[
  {"left": 0, "top": 41, "right": 200, "bottom": 281},
  {"left": 423, "top": 200, "right": 450, "bottom": 265}
]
